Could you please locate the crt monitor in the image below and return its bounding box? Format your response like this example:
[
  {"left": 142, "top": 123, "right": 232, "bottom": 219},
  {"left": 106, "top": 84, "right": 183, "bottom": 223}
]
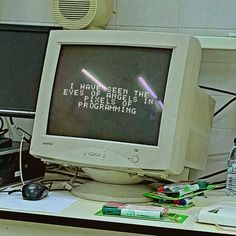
[
  {"left": 0, "top": 24, "right": 60, "bottom": 118},
  {"left": 30, "top": 30, "right": 215, "bottom": 201}
]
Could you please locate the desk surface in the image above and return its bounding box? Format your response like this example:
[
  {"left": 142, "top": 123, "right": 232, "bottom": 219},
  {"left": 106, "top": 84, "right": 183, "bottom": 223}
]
[{"left": 1, "top": 190, "right": 236, "bottom": 236}]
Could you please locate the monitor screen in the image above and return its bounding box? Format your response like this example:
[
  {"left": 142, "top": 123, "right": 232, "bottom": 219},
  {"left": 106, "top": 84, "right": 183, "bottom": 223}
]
[
  {"left": 47, "top": 45, "right": 172, "bottom": 146},
  {"left": 0, "top": 24, "right": 61, "bottom": 118}
]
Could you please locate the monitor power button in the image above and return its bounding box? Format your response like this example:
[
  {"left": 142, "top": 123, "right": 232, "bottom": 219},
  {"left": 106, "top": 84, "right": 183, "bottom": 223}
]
[{"left": 131, "top": 155, "right": 139, "bottom": 163}]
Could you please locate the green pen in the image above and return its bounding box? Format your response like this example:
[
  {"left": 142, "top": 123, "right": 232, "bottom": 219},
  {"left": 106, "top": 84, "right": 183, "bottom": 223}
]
[{"left": 102, "top": 203, "right": 168, "bottom": 219}]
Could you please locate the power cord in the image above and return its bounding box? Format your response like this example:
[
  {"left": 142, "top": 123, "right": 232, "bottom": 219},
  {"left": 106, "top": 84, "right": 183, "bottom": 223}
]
[{"left": 199, "top": 85, "right": 236, "bottom": 117}]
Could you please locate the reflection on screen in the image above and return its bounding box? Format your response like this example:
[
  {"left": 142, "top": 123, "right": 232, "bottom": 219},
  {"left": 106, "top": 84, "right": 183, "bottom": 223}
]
[{"left": 47, "top": 45, "right": 172, "bottom": 145}]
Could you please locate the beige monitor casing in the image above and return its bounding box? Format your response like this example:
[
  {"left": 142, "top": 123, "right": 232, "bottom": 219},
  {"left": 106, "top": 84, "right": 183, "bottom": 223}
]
[{"left": 30, "top": 30, "right": 215, "bottom": 181}]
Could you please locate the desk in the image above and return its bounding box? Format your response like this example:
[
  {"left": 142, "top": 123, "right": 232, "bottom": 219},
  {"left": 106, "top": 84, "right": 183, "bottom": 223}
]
[{"left": 0, "top": 191, "right": 236, "bottom": 236}]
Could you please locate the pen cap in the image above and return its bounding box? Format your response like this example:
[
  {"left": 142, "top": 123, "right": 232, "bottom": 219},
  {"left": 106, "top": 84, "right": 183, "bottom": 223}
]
[
  {"left": 102, "top": 206, "right": 121, "bottom": 215},
  {"left": 196, "top": 180, "right": 208, "bottom": 189}
]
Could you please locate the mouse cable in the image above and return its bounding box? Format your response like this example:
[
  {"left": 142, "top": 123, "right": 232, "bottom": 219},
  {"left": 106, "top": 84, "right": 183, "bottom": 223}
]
[
  {"left": 0, "top": 189, "right": 21, "bottom": 195},
  {"left": 8, "top": 189, "right": 22, "bottom": 195}
]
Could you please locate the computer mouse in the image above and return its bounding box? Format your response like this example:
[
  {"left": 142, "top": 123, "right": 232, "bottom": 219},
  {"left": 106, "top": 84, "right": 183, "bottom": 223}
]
[{"left": 22, "top": 182, "right": 49, "bottom": 200}]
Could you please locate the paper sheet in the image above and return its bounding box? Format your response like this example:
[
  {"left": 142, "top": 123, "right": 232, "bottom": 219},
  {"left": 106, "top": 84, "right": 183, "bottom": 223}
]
[{"left": 0, "top": 191, "right": 78, "bottom": 214}]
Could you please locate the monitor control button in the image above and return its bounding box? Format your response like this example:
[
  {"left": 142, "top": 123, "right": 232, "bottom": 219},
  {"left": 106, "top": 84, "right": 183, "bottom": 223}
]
[
  {"left": 88, "top": 152, "right": 101, "bottom": 157},
  {"left": 131, "top": 155, "right": 139, "bottom": 163}
]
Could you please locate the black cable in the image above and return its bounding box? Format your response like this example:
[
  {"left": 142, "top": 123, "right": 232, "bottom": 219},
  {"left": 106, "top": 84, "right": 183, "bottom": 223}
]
[
  {"left": 199, "top": 85, "right": 236, "bottom": 117},
  {"left": 213, "top": 185, "right": 226, "bottom": 190},
  {"left": 41, "top": 179, "right": 71, "bottom": 183},
  {"left": 214, "top": 97, "right": 236, "bottom": 117},
  {"left": 17, "top": 127, "right": 31, "bottom": 138},
  {"left": 199, "top": 85, "right": 236, "bottom": 96},
  {"left": 9, "top": 116, "right": 14, "bottom": 126},
  {"left": 0, "top": 116, "right": 9, "bottom": 137},
  {"left": 8, "top": 189, "right": 22, "bottom": 195},
  {"left": 45, "top": 170, "right": 90, "bottom": 182},
  {"left": 0, "top": 129, "right": 8, "bottom": 137},
  {"left": 45, "top": 181, "right": 53, "bottom": 190},
  {"left": 45, "top": 170, "right": 75, "bottom": 177},
  {"left": 41, "top": 179, "right": 84, "bottom": 184},
  {"left": 198, "top": 169, "right": 227, "bottom": 180},
  {"left": 211, "top": 180, "right": 226, "bottom": 185},
  {"left": 0, "top": 117, "right": 3, "bottom": 130},
  {"left": 49, "top": 189, "right": 70, "bottom": 192}
]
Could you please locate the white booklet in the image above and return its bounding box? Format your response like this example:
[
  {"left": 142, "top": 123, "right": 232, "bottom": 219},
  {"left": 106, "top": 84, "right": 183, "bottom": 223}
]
[{"left": 196, "top": 201, "right": 236, "bottom": 227}]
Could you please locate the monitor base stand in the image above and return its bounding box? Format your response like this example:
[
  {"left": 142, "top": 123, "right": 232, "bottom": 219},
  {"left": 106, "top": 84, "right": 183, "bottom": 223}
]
[{"left": 71, "top": 181, "right": 152, "bottom": 203}]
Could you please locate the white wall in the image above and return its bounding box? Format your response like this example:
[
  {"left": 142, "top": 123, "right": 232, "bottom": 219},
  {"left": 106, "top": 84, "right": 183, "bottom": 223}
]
[
  {"left": 0, "top": 0, "right": 56, "bottom": 26},
  {"left": 1, "top": 0, "right": 236, "bottom": 37},
  {"left": 1, "top": 0, "right": 236, "bottom": 181},
  {"left": 107, "top": 0, "right": 236, "bottom": 37}
]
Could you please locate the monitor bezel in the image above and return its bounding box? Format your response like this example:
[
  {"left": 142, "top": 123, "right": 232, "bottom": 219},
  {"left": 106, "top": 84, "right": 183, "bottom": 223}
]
[{"left": 30, "top": 30, "right": 201, "bottom": 175}]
